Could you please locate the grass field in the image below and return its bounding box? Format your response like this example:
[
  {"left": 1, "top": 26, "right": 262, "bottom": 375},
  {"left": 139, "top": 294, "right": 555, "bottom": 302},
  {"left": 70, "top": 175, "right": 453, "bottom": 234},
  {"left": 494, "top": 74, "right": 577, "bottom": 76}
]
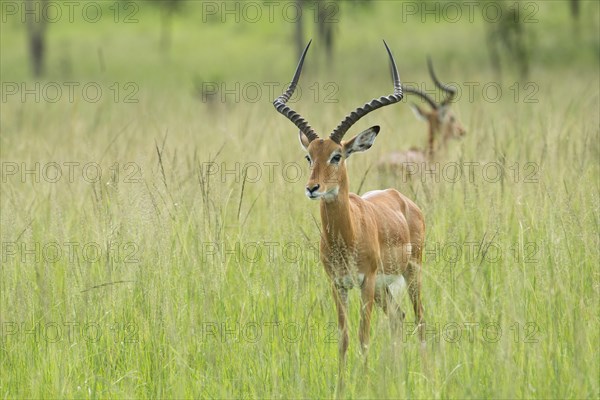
[{"left": 1, "top": 1, "right": 599, "bottom": 398}]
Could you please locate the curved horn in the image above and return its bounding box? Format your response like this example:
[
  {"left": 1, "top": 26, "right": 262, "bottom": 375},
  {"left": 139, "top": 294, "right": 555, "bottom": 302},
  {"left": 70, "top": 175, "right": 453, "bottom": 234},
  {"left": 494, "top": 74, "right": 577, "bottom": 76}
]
[
  {"left": 427, "top": 56, "right": 456, "bottom": 106},
  {"left": 273, "top": 40, "right": 319, "bottom": 142},
  {"left": 329, "top": 40, "right": 403, "bottom": 144},
  {"left": 402, "top": 86, "right": 439, "bottom": 109}
]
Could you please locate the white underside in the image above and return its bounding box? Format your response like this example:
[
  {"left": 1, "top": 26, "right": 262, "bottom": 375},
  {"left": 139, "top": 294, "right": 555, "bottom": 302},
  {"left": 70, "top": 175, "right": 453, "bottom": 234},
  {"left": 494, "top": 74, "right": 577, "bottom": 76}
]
[
  {"left": 386, "top": 274, "right": 407, "bottom": 303},
  {"left": 334, "top": 273, "right": 407, "bottom": 303}
]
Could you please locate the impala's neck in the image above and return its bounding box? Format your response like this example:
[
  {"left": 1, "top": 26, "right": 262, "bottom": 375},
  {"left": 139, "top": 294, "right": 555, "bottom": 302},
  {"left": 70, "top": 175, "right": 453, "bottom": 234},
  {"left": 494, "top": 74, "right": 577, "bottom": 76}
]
[
  {"left": 441, "top": 128, "right": 453, "bottom": 148},
  {"left": 427, "top": 122, "right": 435, "bottom": 160},
  {"left": 319, "top": 170, "right": 355, "bottom": 249}
]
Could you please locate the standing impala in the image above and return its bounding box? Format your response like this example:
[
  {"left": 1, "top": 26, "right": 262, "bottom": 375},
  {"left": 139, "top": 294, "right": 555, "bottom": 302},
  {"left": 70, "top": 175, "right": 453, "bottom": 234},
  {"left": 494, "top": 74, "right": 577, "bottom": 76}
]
[
  {"left": 273, "top": 41, "right": 425, "bottom": 387},
  {"left": 379, "top": 58, "right": 466, "bottom": 170}
]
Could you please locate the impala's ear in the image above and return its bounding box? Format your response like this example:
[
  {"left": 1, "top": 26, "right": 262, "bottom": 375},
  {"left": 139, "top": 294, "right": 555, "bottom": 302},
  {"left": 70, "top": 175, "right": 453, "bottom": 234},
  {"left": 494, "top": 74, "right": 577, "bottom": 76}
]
[
  {"left": 343, "top": 126, "right": 379, "bottom": 158},
  {"left": 410, "top": 103, "right": 428, "bottom": 121},
  {"left": 298, "top": 130, "right": 311, "bottom": 151}
]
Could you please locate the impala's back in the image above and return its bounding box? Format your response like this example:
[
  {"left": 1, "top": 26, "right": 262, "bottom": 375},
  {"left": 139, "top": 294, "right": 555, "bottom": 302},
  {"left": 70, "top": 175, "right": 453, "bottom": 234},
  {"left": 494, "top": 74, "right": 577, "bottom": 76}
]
[{"left": 358, "top": 189, "right": 424, "bottom": 272}]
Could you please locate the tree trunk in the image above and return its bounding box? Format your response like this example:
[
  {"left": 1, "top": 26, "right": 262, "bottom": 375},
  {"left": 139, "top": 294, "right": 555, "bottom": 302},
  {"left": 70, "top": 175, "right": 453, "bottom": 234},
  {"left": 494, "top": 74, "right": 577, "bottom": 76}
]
[
  {"left": 25, "top": 0, "right": 47, "bottom": 77},
  {"left": 570, "top": 0, "right": 580, "bottom": 20},
  {"left": 317, "top": 0, "right": 334, "bottom": 63}
]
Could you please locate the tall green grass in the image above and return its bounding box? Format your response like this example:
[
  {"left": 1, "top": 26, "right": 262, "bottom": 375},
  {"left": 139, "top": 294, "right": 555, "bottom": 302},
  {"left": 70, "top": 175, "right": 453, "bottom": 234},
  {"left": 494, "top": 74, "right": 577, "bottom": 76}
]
[{"left": 1, "top": 1, "right": 599, "bottom": 398}]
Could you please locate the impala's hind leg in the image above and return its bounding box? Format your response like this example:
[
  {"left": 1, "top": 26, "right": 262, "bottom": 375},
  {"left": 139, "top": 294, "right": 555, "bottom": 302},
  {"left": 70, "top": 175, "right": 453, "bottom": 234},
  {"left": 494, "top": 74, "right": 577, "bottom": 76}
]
[
  {"left": 385, "top": 275, "right": 407, "bottom": 338},
  {"left": 404, "top": 260, "right": 425, "bottom": 342}
]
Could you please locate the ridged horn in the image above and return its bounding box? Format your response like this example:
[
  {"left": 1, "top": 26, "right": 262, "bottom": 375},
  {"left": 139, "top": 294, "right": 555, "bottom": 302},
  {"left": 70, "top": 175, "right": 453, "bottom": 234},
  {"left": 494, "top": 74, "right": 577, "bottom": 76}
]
[
  {"left": 329, "top": 40, "right": 403, "bottom": 144},
  {"left": 273, "top": 40, "right": 320, "bottom": 142},
  {"left": 427, "top": 56, "right": 456, "bottom": 106}
]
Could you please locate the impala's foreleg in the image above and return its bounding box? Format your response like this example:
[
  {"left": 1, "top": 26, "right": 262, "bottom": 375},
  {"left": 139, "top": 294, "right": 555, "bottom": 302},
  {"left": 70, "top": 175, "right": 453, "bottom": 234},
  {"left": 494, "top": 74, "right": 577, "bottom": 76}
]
[
  {"left": 332, "top": 285, "right": 349, "bottom": 392},
  {"left": 359, "top": 273, "right": 376, "bottom": 361}
]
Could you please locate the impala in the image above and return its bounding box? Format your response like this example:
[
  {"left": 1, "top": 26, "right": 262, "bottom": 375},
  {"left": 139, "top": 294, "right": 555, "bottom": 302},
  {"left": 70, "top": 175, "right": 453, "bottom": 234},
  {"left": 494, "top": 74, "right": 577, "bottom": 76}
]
[
  {"left": 379, "top": 58, "right": 466, "bottom": 171},
  {"left": 273, "top": 41, "right": 425, "bottom": 388}
]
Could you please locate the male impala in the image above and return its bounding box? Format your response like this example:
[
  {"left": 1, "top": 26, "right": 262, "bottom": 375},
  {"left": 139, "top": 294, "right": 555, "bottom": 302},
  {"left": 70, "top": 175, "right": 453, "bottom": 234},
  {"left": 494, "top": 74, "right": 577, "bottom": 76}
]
[
  {"left": 273, "top": 41, "right": 425, "bottom": 387},
  {"left": 379, "top": 58, "right": 466, "bottom": 170}
]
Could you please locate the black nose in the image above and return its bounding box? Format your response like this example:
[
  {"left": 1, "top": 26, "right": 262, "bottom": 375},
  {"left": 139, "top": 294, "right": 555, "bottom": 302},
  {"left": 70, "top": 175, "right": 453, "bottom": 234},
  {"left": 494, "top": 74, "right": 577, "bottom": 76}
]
[{"left": 306, "top": 184, "right": 320, "bottom": 194}]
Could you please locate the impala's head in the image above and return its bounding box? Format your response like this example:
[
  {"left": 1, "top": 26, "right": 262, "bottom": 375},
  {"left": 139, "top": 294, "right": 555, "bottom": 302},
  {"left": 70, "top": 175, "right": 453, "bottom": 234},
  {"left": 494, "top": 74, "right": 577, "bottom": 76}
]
[
  {"left": 300, "top": 126, "right": 379, "bottom": 200},
  {"left": 404, "top": 57, "right": 466, "bottom": 142},
  {"left": 410, "top": 104, "right": 466, "bottom": 140},
  {"left": 273, "top": 40, "right": 403, "bottom": 201}
]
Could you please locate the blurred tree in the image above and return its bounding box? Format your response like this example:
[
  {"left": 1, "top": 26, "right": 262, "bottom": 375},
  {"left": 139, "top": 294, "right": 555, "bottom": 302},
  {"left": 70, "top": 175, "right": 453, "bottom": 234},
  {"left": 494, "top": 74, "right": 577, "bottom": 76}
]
[
  {"left": 316, "top": 0, "right": 335, "bottom": 62},
  {"left": 485, "top": 1, "right": 530, "bottom": 80},
  {"left": 25, "top": 0, "right": 47, "bottom": 77},
  {"left": 569, "top": 0, "right": 580, "bottom": 36},
  {"left": 570, "top": 0, "right": 580, "bottom": 20},
  {"left": 153, "top": 0, "right": 185, "bottom": 52},
  {"left": 294, "top": 0, "right": 345, "bottom": 65}
]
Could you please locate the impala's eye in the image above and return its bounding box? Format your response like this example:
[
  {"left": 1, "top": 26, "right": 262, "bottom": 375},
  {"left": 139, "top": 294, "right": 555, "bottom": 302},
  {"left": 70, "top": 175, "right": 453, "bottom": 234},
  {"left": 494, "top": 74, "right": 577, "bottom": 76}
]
[
  {"left": 330, "top": 154, "right": 342, "bottom": 164},
  {"left": 305, "top": 155, "right": 312, "bottom": 164}
]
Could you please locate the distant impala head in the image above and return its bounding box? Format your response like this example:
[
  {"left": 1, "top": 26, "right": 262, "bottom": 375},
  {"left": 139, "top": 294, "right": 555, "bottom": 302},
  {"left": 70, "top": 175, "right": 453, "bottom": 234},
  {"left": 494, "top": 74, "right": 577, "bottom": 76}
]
[
  {"left": 273, "top": 40, "right": 403, "bottom": 201},
  {"left": 405, "top": 58, "right": 466, "bottom": 145}
]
